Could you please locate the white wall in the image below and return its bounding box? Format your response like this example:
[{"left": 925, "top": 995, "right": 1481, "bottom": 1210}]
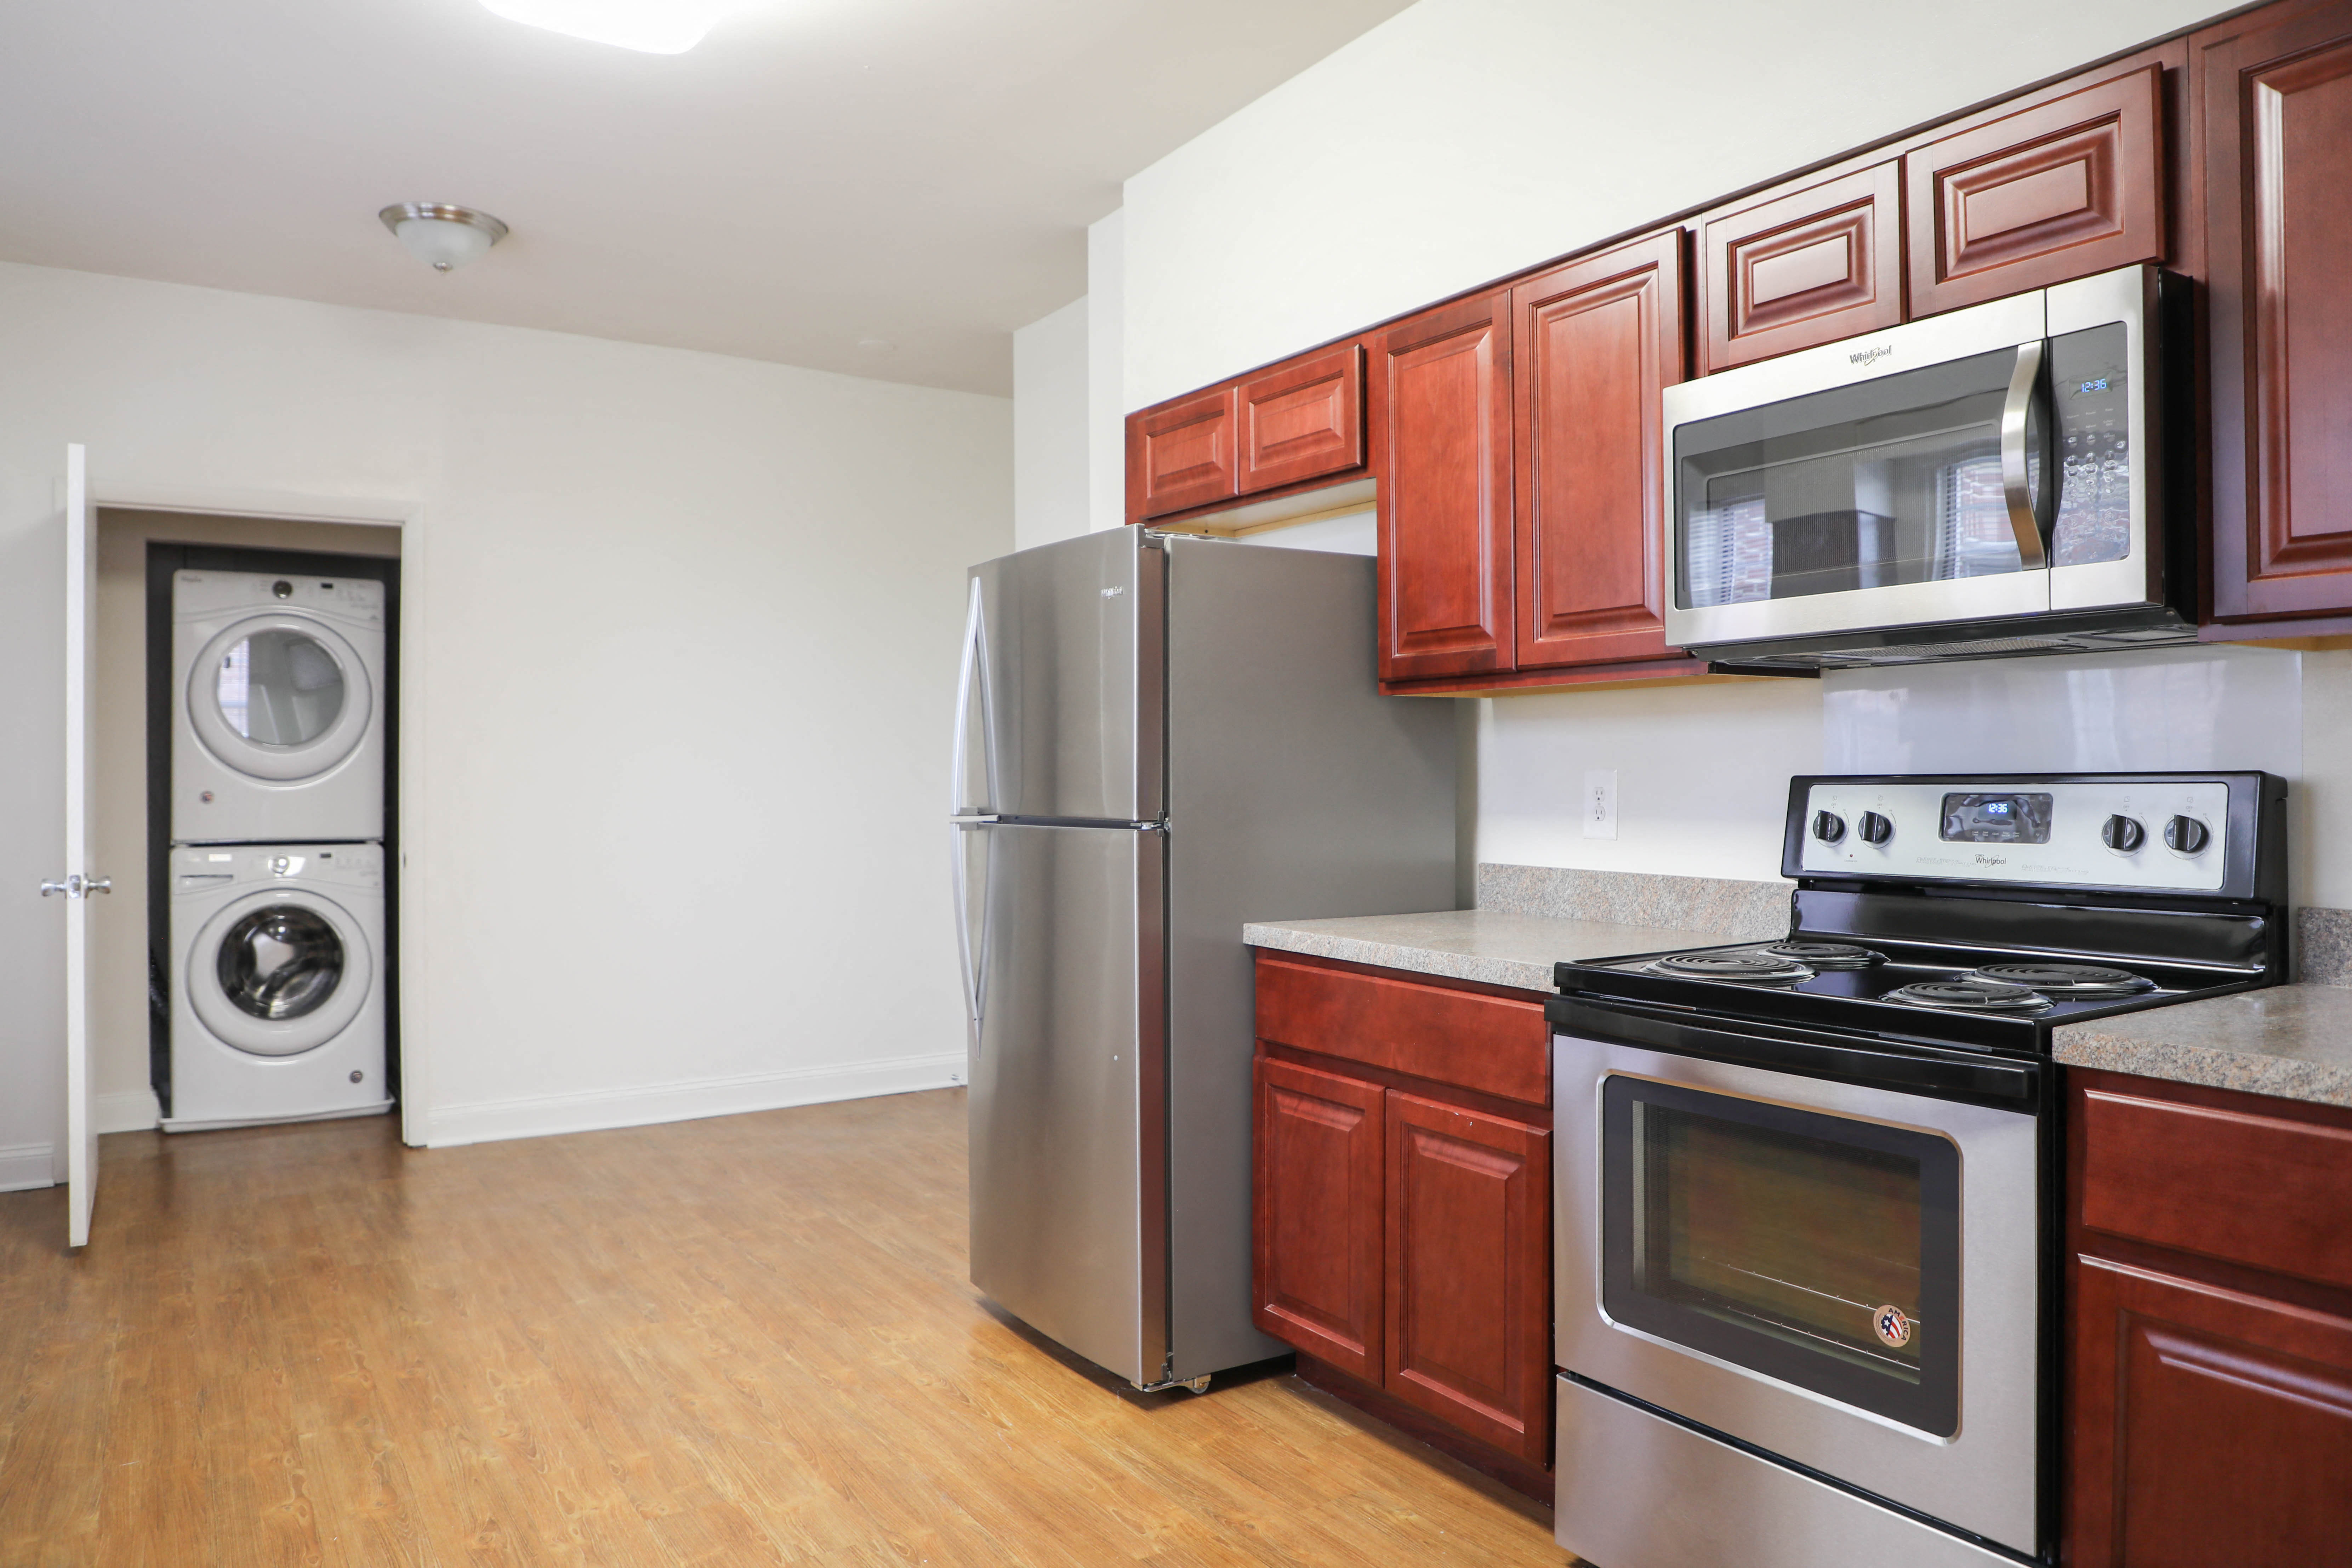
[
  {"left": 1121, "top": 0, "right": 2221, "bottom": 409},
  {"left": 1013, "top": 297, "right": 1090, "bottom": 553},
  {"left": 1086, "top": 211, "right": 1128, "bottom": 533},
  {"left": 0, "top": 262, "right": 1009, "bottom": 1185},
  {"left": 1111, "top": 0, "right": 2352, "bottom": 910}
]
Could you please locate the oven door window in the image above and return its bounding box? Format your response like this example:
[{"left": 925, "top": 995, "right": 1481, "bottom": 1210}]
[
  {"left": 1676, "top": 345, "right": 2038, "bottom": 608},
  {"left": 1600, "top": 1076, "right": 1960, "bottom": 1436}
]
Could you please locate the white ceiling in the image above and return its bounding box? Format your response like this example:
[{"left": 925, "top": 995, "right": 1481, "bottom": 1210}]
[{"left": 0, "top": 0, "right": 1415, "bottom": 394}]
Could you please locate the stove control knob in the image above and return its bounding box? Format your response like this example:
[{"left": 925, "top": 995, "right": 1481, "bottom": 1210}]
[
  {"left": 2101, "top": 814, "right": 2146, "bottom": 853},
  {"left": 1812, "top": 810, "right": 1847, "bottom": 844},
  {"left": 1857, "top": 811, "right": 1893, "bottom": 845},
  {"left": 2165, "top": 815, "right": 2211, "bottom": 855}
]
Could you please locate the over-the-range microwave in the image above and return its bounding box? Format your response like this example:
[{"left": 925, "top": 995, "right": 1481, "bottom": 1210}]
[{"left": 1662, "top": 263, "right": 2191, "bottom": 670}]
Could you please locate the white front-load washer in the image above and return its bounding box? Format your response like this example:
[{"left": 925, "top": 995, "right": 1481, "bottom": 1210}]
[
  {"left": 173, "top": 569, "right": 386, "bottom": 844},
  {"left": 164, "top": 843, "right": 391, "bottom": 1131}
]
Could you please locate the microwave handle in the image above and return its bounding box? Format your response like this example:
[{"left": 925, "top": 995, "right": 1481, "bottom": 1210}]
[{"left": 1999, "top": 340, "right": 2053, "bottom": 570}]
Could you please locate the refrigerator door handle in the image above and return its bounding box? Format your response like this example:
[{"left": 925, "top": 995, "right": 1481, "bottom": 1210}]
[
  {"left": 950, "top": 575, "right": 994, "bottom": 816},
  {"left": 951, "top": 819, "right": 989, "bottom": 1051}
]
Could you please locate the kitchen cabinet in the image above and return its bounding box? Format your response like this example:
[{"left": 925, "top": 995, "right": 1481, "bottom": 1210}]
[
  {"left": 1904, "top": 64, "right": 2167, "bottom": 318},
  {"left": 2198, "top": 0, "right": 2352, "bottom": 630},
  {"left": 1251, "top": 951, "right": 1553, "bottom": 1495},
  {"left": 1129, "top": 386, "right": 1239, "bottom": 518},
  {"left": 1371, "top": 291, "right": 1516, "bottom": 684},
  {"left": 1699, "top": 162, "right": 1903, "bottom": 373},
  {"left": 1510, "top": 229, "right": 1691, "bottom": 672},
  {"left": 1239, "top": 344, "right": 1364, "bottom": 495},
  {"left": 2065, "top": 1067, "right": 2352, "bottom": 1565}
]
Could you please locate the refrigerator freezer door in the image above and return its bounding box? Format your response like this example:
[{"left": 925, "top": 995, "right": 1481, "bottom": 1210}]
[
  {"left": 968, "top": 528, "right": 1164, "bottom": 824},
  {"left": 967, "top": 821, "right": 1167, "bottom": 1386}
]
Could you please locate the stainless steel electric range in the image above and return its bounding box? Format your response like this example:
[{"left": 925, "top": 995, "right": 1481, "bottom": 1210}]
[{"left": 1547, "top": 772, "right": 2289, "bottom": 1568}]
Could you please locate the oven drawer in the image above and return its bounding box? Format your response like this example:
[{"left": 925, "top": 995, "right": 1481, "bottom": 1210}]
[{"left": 2078, "top": 1085, "right": 2352, "bottom": 1292}]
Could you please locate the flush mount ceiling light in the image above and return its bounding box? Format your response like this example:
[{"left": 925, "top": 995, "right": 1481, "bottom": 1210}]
[
  {"left": 478, "top": 0, "right": 750, "bottom": 53},
  {"left": 377, "top": 204, "right": 509, "bottom": 273}
]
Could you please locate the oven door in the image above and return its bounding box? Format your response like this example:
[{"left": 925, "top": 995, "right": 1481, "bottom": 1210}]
[
  {"left": 1663, "top": 263, "right": 2157, "bottom": 655},
  {"left": 1555, "top": 1005, "right": 2042, "bottom": 1556}
]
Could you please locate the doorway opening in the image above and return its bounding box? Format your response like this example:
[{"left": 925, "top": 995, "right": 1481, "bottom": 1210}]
[{"left": 92, "top": 509, "right": 401, "bottom": 1133}]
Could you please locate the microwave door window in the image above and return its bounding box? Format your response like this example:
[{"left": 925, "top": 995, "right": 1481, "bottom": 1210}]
[{"left": 1678, "top": 345, "right": 2038, "bottom": 609}]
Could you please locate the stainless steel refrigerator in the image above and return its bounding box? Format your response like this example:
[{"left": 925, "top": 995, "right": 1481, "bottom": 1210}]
[{"left": 951, "top": 526, "right": 1457, "bottom": 1390}]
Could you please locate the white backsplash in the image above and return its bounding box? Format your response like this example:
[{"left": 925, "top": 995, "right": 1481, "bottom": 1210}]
[{"left": 1821, "top": 645, "right": 2303, "bottom": 778}]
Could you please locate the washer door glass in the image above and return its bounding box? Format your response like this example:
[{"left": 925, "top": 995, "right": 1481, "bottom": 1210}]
[
  {"left": 216, "top": 629, "right": 346, "bottom": 747},
  {"left": 216, "top": 906, "right": 344, "bottom": 1020}
]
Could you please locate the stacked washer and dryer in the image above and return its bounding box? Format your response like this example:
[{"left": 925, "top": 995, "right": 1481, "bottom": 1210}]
[{"left": 162, "top": 570, "right": 392, "bottom": 1131}]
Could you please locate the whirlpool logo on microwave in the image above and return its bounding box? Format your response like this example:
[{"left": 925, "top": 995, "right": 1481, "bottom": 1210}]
[{"left": 1849, "top": 344, "right": 1895, "bottom": 367}]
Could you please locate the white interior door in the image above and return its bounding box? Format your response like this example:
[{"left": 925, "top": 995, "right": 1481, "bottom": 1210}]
[{"left": 52, "top": 444, "right": 106, "bottom": 1248}]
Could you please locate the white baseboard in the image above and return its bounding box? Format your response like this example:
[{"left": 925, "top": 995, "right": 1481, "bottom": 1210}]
[
  {"left": 96, "top": 1090, "right": 162, "bottom": 1134},
  {"left": 422, "top": 1050, "right": 969, "bottom": 1148},
  {"left": 0, "top": 1142, "right": 57, "bottom": 1193}
]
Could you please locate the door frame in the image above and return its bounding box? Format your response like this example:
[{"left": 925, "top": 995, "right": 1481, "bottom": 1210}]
[{"left": 93, "top": 479, "right": 432, "bottom": 1149}]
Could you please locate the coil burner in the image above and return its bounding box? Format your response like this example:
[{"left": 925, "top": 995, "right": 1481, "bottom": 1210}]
[
  {"left": 1763, "top": 942, "right": 1886, "bottom": 970},
  {"left": 1884, "top": 979, "right": 2054, "bottom": 1013},
  {"left": 1646, "top": 951, "right": 1815, "bottom": 984},
  {"left": 1966, "top": 962, "right": 2157, "bottom": 999}
]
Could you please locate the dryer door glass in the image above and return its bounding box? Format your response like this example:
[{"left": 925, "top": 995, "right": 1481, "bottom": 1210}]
[
  {"left": 216, "top": 906, "right": 345, "bottom": 1020},
  {"left": 216, "top": 630, "right": 346, "bottom": 746}
]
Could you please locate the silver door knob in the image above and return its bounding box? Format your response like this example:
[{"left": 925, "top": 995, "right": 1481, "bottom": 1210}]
[
  {"left": 85, "top": 877, "right": 111, "bottom": 895},
  {"left": 39, "top": 879, "right": 67, "bottom": 897},
  {"left": 38, "top": 874, "right": 111, "bottom": 898}
]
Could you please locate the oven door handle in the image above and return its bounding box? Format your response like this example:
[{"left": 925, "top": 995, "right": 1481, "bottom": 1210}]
[
  {"left": 1551, "top": 993, "right": 2042, "bottom": 1109},
  {"left": 1999, "top": 338, "right": 2054, "bottom": 571}
]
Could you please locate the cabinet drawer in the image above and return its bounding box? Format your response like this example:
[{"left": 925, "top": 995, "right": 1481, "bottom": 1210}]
[
  {"left": 1129, "top": 386, "right": 1239, "bottom": 518},
  {"left": 1904, "top": 63, "right": 2164, "bottom": 317},
  {"left": 1700, "top": 161, "right": 1902, "bottom": 372},
  {"left": 2079, "top": 1087, "right": 2352, "bottom": 1292},
  {"left": 1240, "top": 344, "right": 1363, "bottom": 494},
  {"left": 1253, "top": 955, "right": 1548, "bottom": 1106}
]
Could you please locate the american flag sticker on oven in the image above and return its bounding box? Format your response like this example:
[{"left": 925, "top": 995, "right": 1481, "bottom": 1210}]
[{"left": 1875, "top": 1305, "right": 1914, "bottom": 1349}]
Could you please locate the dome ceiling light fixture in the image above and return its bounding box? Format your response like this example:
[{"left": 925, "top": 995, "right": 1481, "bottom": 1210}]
[
  {"left": 378, "top": 204, "right": 509, "bottom": 273},
  {"left": 477, "top": 0, "right": 752, "bottom": 54}
]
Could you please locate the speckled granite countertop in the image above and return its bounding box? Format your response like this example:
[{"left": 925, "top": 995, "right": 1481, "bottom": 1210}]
[
  {"left": 1241, "top": 909, "right": 1735, "bottom": 994},
  {"left": 2054, "top": 985, "right": 2352, "bottom": 1108}
]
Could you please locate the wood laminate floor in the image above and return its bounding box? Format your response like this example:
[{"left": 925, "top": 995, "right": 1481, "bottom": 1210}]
[{"left": 0, "top": 1090, "right": 1571, "bottom": 1567}]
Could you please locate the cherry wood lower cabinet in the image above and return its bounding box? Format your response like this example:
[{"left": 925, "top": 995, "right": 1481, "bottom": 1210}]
[
  {"left": 2066, "top": 1067, "right": 2352, "bottom": 1564},
  {"left": 1251, "top": 951, "right": 1553, "bottom": 1496}
]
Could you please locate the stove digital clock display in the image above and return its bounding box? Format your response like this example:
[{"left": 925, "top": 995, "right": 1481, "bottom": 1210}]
[{"left": 1941, "top": 792, "right": 2053, "bottom": 844}]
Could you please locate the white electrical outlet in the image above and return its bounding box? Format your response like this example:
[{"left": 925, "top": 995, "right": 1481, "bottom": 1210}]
[{"left": 1584, "top": 769, "right": 1618, "bottom": 839}]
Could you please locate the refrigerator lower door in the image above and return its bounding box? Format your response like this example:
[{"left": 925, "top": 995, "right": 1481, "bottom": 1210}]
[{"left": 967, "top": 821, "right": 1167, "bottom": 1386}]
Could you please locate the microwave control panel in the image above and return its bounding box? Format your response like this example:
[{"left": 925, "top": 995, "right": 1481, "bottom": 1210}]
[{"left": 1796, "top": 778, "right": 2230, "bottom": 892}]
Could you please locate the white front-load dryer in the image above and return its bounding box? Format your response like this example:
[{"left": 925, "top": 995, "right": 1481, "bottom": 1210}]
[
  {"left": 164, "top": 843, "right": 391, "bottom": 1131},
  {"left": 173, "top": 569, "right": 386, "bottom": 844}
]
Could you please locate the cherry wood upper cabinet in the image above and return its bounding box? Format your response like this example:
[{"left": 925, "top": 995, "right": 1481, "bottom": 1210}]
[
  {"left": 1372, "top": 291, "right": 1516, "bottom": 682},
  {"left": 1240, "top": 345, "right": 1364, "bottom": 495},
  {"left": 1511, "top": 229, "right": 1691, "bottom": 671},
  {"left": 1253, "top": 1055, "right": 1386, "bottom": 1383},
  {"left": 1384, "top": 1091, "right": 1551, "bottom": 1466},
  {"left": 1127, "top": 386, "right": 1238, "bottom": 519},
  {"left": 1700, "top": 162, "right": 1903, "bottom": 372},
  {"left": 1904, "top": 64, "right": 2166, "bottom": 317},
  {"left": 2199, "top": 0, "right": 2352, "bottom": 626}
]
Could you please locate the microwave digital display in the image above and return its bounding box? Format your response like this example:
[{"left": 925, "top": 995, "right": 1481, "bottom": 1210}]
[{"left": 1940, "top": 793, "right": 2052, "bottom": 844}]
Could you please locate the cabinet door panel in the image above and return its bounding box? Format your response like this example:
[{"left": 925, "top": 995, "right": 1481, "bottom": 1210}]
[
  {"left": 1373, "top": 293, "right": 1515, "bottom": 681},
  {"left": 1906, "top": 64, "right": 2165, "bottom": 317},
  {"left": 2203, "top": 6, "right": 2352, "bottom": 621},
  {"left": 1254, "top": 1056, "right": 1385, "bottom": 1381},
  {"left": 1512, "top": 229, "right": 1688, "bottom": 670},
  {"left": 1701, "top": 162, "right": 1902, "bottom": 372},
  {"left": 2069, "top": 1258, "right": 2352, "bottom": 1566},
  {"left": 1129, "top": 386, "right": 1239, "bottom": 519},
  {"left": 1241, "top": 345, "right": 1364, "bottom": 494},
  {"left": 1384, "top": 1090, "right": 1549, "bottom": 1462}
]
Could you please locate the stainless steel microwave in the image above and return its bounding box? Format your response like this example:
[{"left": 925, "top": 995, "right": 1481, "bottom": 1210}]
[{"left": 1662, "top": 264, "right": 2191, "bottom": 670}]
